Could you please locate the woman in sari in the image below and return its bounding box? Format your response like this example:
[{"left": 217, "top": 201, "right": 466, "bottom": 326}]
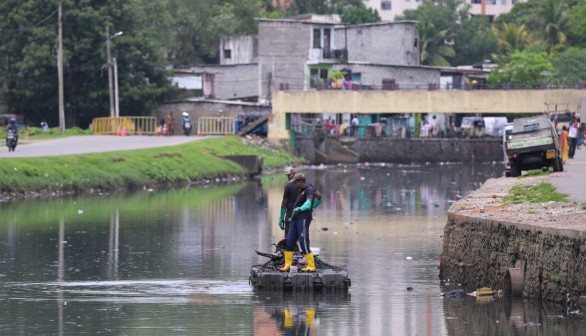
[{"left": 560, "top": 125, "right": 569, "bottom": 163}]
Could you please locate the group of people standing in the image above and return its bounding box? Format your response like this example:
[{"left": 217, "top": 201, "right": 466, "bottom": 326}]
[
  {"left": 277, "top": 168, "right": 322, "bottom": 273},
  {"left": 158, "top": 111, "right": 192, "bottom": 136},
  {"left": 560, "top": 117, "right": 585, "bottom": 163}
]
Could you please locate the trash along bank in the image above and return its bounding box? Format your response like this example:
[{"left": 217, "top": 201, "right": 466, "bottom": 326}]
[{"left": 440, "top": 176, "right": 586, "bottom": 308}]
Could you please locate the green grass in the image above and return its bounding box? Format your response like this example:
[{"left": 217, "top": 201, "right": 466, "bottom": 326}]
[
  {"left": 503, "top": 182, "right": 569, "bottom": 205},
  {"left": 527, "top": 210, "right": 538, "bottom": 215},
  {"left": 0, "top": 136, "right": 301, "bottom": 193}
]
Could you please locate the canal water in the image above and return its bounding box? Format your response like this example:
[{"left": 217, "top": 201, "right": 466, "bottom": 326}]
[{"left": 0, "top": 164, "right": 584, "bottom": 335}]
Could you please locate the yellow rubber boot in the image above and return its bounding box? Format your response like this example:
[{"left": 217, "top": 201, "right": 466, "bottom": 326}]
[
  {"left": 305, "top": 308, "right": 316, "bottom": 327},
  {"left": 301, "top": 252, "right": 315, "bottom": 272},
  {"left": 279, "top": 251, "right": 293, "bottom": 272},
  {"left": 284, "top": 308, "right": 293, "bottom": 328}
]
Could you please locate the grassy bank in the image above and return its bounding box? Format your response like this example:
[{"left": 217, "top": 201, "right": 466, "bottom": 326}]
[{"left": 0, "top": 136, "right": 300, "bottom": 195}]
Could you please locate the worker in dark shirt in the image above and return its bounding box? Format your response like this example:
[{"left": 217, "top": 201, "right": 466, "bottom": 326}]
[
  {"left": 278, "top": 168, "right": 300, "bottom": 237},
  {"left": 280, "top": 173, "right": 319, "bottom": 272}
]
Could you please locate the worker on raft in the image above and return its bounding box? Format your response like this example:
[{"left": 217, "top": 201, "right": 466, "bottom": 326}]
[
  {"left": 279, "top": 173, "right": 321, "bottom": 273},
  {"left": 278, "top": 168, "right": 300, "bottom": 237}
]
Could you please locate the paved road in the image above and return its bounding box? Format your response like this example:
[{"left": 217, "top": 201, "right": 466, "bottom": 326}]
[
  {"left": 549, "top": 144, "right": 586, "bottom": 203},
  {"left": 0, "top": 135, "right": 211, "bottom": 158}
]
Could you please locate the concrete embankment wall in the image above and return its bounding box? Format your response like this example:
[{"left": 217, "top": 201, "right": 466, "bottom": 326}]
[
  {"left": 442, "top": 213, "right": 586, "bottom": 307},
  {"left": 296, "top": 138, "right": 503, "bottom": 164}
]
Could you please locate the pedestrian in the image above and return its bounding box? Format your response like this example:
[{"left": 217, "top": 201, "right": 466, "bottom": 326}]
[
  {"left": 278, "top": 168, "right": 300, "bottom": 238},
  {"left": 166, "top": 112, "right": 175, "bottom": 136},
  {"left": 159, "top": 118, "right": 166, "bottom": 136},
  {"left": 568, "top": 118, "right": 578, "bottom": 159},
  {"left": 351, "top": 115, "right": 359, "bottom": 137},
  {"left": 279, "top": 173, "right": 321, "bottom": 273},
  {"left": 577, "top": 120, "right": 584, "bottom": 150},
  {"left": 560, "top": 125, "right": 569, "bottom": 164}
]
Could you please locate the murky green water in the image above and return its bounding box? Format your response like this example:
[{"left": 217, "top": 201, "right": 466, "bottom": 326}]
[{"left": 0, "top": 163, "right": 584, "bottom": 335}]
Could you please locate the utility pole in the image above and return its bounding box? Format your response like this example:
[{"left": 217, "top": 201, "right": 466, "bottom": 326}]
[
  {"left": 113, "top": 57, "right": 119, "bottom": 117},
  {"left": 106, "top": 27, "right": 115, "bottom": 118},
  {"left": 57, "top": 2, "right": 65, "bottom": 131}
]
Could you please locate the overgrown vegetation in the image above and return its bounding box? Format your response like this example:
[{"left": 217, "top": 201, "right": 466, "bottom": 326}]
[
  {"left": 0, "top": 136, "right": 301, "bottom": 194},
  {"left": 503, "top": 182, "right": 569, "bottom": 205}
]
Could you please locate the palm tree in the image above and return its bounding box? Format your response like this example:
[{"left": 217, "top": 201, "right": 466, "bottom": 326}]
[
  {"left": 491, "top": 22, "right": 533, "bottom": 54},
  {"left": 539, "top": 0, "right": 569, "bottom": 52},
  {"left": 416, "top": 20, "right": 455, "bottom": 66}
]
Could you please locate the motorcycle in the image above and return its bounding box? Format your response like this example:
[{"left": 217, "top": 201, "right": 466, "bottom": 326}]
[
  {"left": 183, "top": 120, "right": 192, "bottom": 136},
  {"left": 6, "top": 129, "right": 17, "bottom": 152}
]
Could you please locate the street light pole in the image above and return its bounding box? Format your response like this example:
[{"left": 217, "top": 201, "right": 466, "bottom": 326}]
[
  {"left": 113, "top": 57, "right": 119, "bottom": 117},
  {"left": 57, "top": 2, "right": 65, "bottom": 131},
  {"left": 106, "top": 28, "right": 123, "bottom": 118},
  {"left": 106, "top": 27, "right": 114, "bottom": 118}
]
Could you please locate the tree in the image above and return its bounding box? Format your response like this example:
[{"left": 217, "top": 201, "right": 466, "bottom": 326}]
[
  {"left": 0, "top": 0, "right": 178, "bottom": 127},
  {"left": 551, "top": 47, "right": 586, "bottom": 85},
  {"left": 539, "top": 0, "right": 569, "bottom": 52},
  {"left": 335, "top": 1, "right": 381, "bottom": 25},
  {"left": 488, "top": 51, "right": 554, "bottom": 87},
  {"left": 567, "top": 0, "right": 586, "bottom": 45},
  {"left": 400, "top": 0, "right": 495, "bottom": 66},
  {"left": 491, "top": 23, "right": 534, "bottom": 54},
  {"left": 451, "top": 13, "right": 497, "bottom": 66},
  {"left": 416, "top": 20, "right": 455, "bottom": 66}
]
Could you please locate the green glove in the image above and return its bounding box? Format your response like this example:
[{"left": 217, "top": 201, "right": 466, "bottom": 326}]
[
  {"left": 312, "top": 198, "right": 321, "bottom": 208},
  {"left": 299, "top": 200, "right": 312, "bottom": 211},
  {"left": 278, "top": 208, "right": 286, "bottom": 230}
]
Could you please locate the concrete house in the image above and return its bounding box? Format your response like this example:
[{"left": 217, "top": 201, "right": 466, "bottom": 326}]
[
  {"left": 258, "top": 15, "right": 441, "bottom": 100},
  {"left": 173, "top": 14, "right": 442, "bottom": 101}
]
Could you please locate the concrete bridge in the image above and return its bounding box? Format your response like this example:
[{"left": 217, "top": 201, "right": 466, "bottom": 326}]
[{"left": 268, "top": 89, "right": 586, "bottom": 142}]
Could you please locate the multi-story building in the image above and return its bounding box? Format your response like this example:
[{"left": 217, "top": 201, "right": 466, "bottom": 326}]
[
  {"left": 365, "top": 0, "right": 526, "bottom": 22},
  {"left": 174, "top": 14, "right": 444, "bottom": 101}
]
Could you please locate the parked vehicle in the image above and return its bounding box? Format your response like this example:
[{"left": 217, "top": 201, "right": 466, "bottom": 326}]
[
  {"left": 181, "top": 112, "right": 192, "bottom": 136},
  {"left": 460, "top": 117, "right": 485, "bottom": 138},
  {"left": 505, "top": 115, "right": 563, "bottom": 177},
  {"left": 502, "top": 123, "right": 513, "bottom": 177}
]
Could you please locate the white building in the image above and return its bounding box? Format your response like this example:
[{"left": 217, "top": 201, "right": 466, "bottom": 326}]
[{"left": 364, "top": 0, "right": 525, "bottom": 22}]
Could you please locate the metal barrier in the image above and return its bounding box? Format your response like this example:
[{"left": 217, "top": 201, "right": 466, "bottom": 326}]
[
  {"left": 92, "top": 117, "right": 157, "bottom": 135},
  {"left": 197, "top": 117, "right": 234, "bottom": 135}
]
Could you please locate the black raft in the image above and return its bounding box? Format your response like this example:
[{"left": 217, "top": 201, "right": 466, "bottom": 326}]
[{"left": 249, "top": 242, "right": 351, "bottom": 292}]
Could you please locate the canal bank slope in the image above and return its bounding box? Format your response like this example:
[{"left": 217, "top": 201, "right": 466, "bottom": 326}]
[
  {"left": 0, "top": 136, "right": 300, "bottom": 202},
  {"left": 442, "top": 148, "right": 586, "bottom": 307}
]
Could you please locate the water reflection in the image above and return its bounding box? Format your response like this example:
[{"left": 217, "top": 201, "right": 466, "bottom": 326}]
[
  {"left": 252, "top": 292, "right": 350, "bottom": 335},
  {"left": 0, "top": 163, "right": 583, "bottom": 335}
]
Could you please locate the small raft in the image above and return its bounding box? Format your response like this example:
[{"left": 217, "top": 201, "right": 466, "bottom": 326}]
[{"left": 249, "top": 243, "right": 351, "bottom": 292}]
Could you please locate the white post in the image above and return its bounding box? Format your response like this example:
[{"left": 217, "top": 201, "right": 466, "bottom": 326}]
[
  {"left": 113, "top": 57, "right": 119, "bottom": 117},
  {"left": 106, "top": 27, "right": 114, "bottom": 118}
]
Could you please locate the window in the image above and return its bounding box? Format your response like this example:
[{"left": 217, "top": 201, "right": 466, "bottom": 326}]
[
  {"left": 223, "top": 49, "right": 231, "bottom": 59},
  {"left": 501, "top": 0, "right": 507, "bottom": 4},
  {"left": 381, "top": 1, "right": 391, "bottom": 10},
  {"left": 512, "top": 0, "right": 519, "bottom": 3},
  {"left": 313, "top": 29, "right": 321, "bottom": 49},
  {"left": 471, "top": 0, "right": 481, "bottom": 3}
]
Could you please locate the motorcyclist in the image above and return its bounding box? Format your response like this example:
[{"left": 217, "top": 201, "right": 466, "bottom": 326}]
[
  {"left": 181, "top": 111, "right": 192, "bottom": 135},
  {"left": 6, "top": 118, "right": 18, "bottom": 150}
]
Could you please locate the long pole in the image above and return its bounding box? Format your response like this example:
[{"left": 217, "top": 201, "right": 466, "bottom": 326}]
[
  {"left": 106, "top": 27, "right": 114, "bottom": 117},
  {"left": 113, "top": 57, "right": 119, "bottom": 117},
  {"left": 57, "top": 2, "right": 65, "bottom": 131}
]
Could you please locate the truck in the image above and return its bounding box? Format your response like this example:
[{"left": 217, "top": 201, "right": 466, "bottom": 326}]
[{"left": 505, "top": 115, "right": 563, "bottom": 177}]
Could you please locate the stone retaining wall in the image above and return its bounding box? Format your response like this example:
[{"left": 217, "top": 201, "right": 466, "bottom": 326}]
[
  {"left": 295, "top": 137, "right": 503, "bottom": 164},
  {"left": 442, "top": 212, "right": 586, "bottom": 307}
]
